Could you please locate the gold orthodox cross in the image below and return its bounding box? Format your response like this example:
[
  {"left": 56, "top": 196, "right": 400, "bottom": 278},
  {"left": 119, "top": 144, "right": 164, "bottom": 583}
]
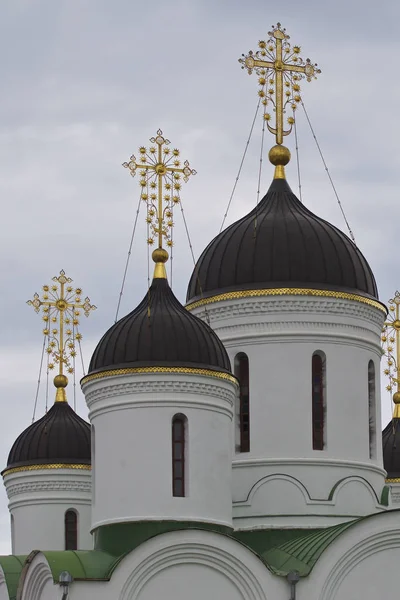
[
  {"left": 239, "top": 23, "right": 320, "bottom": 146},
  {"left": 27, "top": 270, "right": 96, "bottom": 402},
  {"left": 123, "top": 129, "right": 196, "bottom": 251},
  {"left": 382, "top": 292, "right": 400, "bottom": 417}
]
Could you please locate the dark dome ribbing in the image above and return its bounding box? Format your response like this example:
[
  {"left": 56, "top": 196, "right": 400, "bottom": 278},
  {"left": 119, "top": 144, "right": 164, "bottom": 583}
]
[
  {"left": 4, "top": 402, "right": 91, "bottom": 472},
  {"left": 89, "top": 277, "right": 231, "bottom": 375},
  {"left": 383, "top": 418, "right": 400, "bottom": 480},
  {"left": 186, "top": 178, "right": 378, "bottom": 303}
]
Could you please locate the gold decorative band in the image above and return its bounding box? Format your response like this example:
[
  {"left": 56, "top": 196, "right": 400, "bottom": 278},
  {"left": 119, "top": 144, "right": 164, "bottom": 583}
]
[
  {"left": 386, "top": 478, "right": 400, "bottom": 483},
  {"left": 82, "top": 366, "right": 237, "bottom": 386},
  {"left": 186, "top": 288, "right": 386, "bottom": 313},
  {"left": 2, "top": 463, "right": 91, "bottom": 476}
]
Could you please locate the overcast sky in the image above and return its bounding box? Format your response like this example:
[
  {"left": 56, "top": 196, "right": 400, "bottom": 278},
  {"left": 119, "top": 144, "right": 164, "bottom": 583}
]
[{"left": 0, "top": 0, "right": 398, "bottom": 553}]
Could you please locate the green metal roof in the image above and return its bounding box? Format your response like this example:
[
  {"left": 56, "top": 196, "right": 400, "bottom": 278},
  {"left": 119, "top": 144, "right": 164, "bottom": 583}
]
[
  {"left": 1, "top": 510, "right": 399, "bottom": 592},
  {"left": 0, "top": 555, "right": 27, "bottom": 600}
]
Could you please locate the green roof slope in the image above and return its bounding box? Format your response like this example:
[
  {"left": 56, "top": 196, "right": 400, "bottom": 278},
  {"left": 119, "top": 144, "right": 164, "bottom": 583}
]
[{"left": 0, "top": 555, "right": 27, "bottom": 600}]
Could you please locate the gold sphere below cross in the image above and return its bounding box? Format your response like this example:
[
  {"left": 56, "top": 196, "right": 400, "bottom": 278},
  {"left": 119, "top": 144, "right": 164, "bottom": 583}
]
[
  {"left": 54, "top": 374, "right": 68, "bottom": 388},
  {"left": 269, "top": 145, "right": 291, "bottom": 166},
  {"left": 393, "top": 391, "right": 400, "bottom": 405},
  {"left": 152, "top": 248, "right": 169, "bottom": 264}
]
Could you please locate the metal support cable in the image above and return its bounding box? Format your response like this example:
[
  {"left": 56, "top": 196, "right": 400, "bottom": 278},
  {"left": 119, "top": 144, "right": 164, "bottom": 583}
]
[
  {"left": 72, "top": 323, "right": 77, "bottom": 411},
  {"left": 293, "top": 115, "right": 303, "bottom": 202},
  {"left": 301, "top": 100, "right": 356, "bottom": 244},
  {"left": 114, "top": 193, "right": 143, "bottom": 323},
  {"left": 179, "top": 198, "right": 211, "bottom": 325},
  {"left": 31, "top": 336, "right": 46, "bottom": 423},
  {"left": 45, "top": 352, "right": 50, "bottom": 413},
  {"left": 219, "top": 97, "right": 261, "bottom": 233},
  {"left": 253, "top": 103, "right": 267, "bottom": 236},
  {"left": 76, "top": 325, "right": 86, "bottom": 377}
]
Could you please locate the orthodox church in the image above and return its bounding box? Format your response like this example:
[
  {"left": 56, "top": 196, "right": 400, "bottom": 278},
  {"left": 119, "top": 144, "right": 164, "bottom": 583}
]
[{"left": 1, "top": 23, "right": 400, "bottom": 600}]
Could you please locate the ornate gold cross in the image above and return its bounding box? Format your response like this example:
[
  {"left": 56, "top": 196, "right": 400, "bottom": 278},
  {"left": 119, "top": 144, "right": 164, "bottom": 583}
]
[
  {"left": 27, "top": 270, "right": 96, "bottom": 402},
  {"left": 239, "top": 23, "right": 320, "bottom": 146},
  {"left": 123, "top": 130, "right": 196, "bottom": 253},
  {"left": 382, "top": 291, "right": 400, "bottom": 418}
]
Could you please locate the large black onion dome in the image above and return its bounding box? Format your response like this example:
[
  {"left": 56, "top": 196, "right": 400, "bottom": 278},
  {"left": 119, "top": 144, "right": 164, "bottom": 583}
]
[
  {"left": 382, "top": 417, "right": 400, "bottom": 480},
  {"left": 4, "top": 402, "right": 91, "bottom": 473},
  {"left": 186, "top": 178, "right": 378, "bottom": 303},
  {"left": 89, "top": 276, "right": 231, "bottom": 375}
]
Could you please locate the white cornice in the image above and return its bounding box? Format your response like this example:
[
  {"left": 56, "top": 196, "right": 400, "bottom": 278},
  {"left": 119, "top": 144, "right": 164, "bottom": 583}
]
[
  {"left": 192, "top": 295, "right": 385, "bottom": 329},
  {"left": 85, "top": 376, "right": 236, "bottom": 420},
  {"left": 232, "top": 457, "right": 387, "bottom": 477}
]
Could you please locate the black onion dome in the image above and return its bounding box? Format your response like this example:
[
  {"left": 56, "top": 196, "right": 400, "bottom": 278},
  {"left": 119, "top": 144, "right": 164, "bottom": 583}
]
[
  {"left": 186, "top": 178, "right": 378, "bottom": 303},
  {"left": 4, "top": 402, "right": 91, "bottom": 472},
  {"left": 89, "top": 276, "right": 231, "bottom": 375},
  {"left": 382, "top": 418, "right": 400, "bottom": 480}
]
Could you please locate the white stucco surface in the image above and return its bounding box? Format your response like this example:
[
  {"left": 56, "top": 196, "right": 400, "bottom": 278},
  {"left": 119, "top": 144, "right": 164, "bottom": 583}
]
[
  {"left": 3, "top": 468, "right": 92, "bottom": 554},
  {"left": 82, "top": 372, "right": 236, "bottom": 530},
  {"left": 192, "top": 293, "right": 387, "bottom": 526}
]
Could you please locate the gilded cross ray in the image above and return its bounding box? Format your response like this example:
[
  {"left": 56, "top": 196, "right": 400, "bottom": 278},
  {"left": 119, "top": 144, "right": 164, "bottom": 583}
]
[
  {"left": 27, "top": 270, "right": 96, "bottom": 402},
  {"left": 123, "top": 129, "right": 196, "bottom": 251},
  {"left": 382, "top": 291, "right": 400, "bottom": 418},
  {"left": 239, "top": 23, "right": 321, "bottom": 145}
]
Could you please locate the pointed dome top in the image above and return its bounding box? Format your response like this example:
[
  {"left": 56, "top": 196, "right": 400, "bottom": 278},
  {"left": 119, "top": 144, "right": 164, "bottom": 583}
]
[
  {"left": 89, "top": 273, "right": 231, "bottom": 376},
  {"left": 186, "top": 178, "right": 378, "bottom": 304},
  {"left": 3, "top": 402, "right": 91, "bottom": 474}
]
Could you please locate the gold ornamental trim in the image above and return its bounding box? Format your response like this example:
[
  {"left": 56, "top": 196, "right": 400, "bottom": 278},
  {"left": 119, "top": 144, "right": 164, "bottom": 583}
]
[
  {"left": 186, "top": 288, "right": 386, "bottom": 313},
  {"left": 2, "top": 463, "right": 91, "bottom": 477},
  {"left": 82, "top": 366, "right": 237, "bottom": 386},
  {"left": 386, "top": 478, "right": 400, "bottom": 483}
]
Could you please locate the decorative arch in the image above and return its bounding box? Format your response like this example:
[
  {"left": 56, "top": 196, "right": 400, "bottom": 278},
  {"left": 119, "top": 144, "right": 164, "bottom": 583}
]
[
  {"left": 319, "top": 529, "right": 400, "bottom": 600},
  {"left": 172, "top": 414, "right": 187, "bottom": 497},
  {"left": 312, "top": 351, "right": 326, "bottom": 450},
  {"left": 328, "top": 475, "right": 381, "bottom": 506},
  {"left": 17, "top": 552, "right": 53, "bottom": 600},
  {"left": 234, "top": 353, "right": 250, "bottom": 453},
  {"left": 64, "top": 509, "right": 78, "bottom": 550},
  {"left": 241, "top": 473, "right": 312, "bottom": 506},
  {"left": 0, "top": 565, "right": 9, "bottom": 600},
  {"left": 118, "top": 530, "right": 269, "bottom": 600}
]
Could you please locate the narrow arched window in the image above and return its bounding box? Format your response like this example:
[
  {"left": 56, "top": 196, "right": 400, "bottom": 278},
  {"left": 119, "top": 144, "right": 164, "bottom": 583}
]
[
  {"left": 234, "top": 353, "right": 250, "bottom": 453},
  {"left": 91, "top": 425, "right": 96, "bottom": 506},
  {"left": 312, "top": 352, "right": 326, "bottom": 450},
  {"left": 10, "top": 514, "right": 15, "bottom": 554},
  {"left": 172, "top": 414, "right": 187, "bottom": 497},
  {"left": 368, "top": 360, "right": 376, "bottom": 459},
  {"left": 64, "top": 510, "right": 78, "bottom": 550}
]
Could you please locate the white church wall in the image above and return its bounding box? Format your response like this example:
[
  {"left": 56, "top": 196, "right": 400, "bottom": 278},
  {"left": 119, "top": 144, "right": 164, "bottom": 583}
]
[
  {"left": 300, "top": 510, "right": 400, "bottom": 600},
  {"left": 100, "top": 529, "right": 283, "bottom": 600},
  {"left": 3, "top": 468, "right": 92, "bottom": 554},
  {"left": 0, "top": 566, "right": 9, "bottom": 600},
  {"left": 191, "top": 294, "right": 387, "bottom": 525},
  {"left": 82, "top": 372, "right": 236, "bottom": 531},
  {"left": 18, "top": 552, "right": 57, "bottom": 600}
]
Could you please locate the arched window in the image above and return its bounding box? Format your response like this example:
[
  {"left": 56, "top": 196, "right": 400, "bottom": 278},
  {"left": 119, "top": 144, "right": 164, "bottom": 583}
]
[
  {"left": 234, "top": 353, "right": 250, "bottom": 453},
  {"left": 64, "top": 510, "right": 78, "bottom": 550},
  {"left": 368, "top": 360, "right": 376, "bottom": 459},
  {"left": 312, "top": 352, "right": 326, "bottom": 450},
  {"left": 10, "top": 514, "right": 15, "bottom": 554},
  {"left": 172, "top": 414, "right": 187, "bottom": 497},
  {"left": 91, "top": 425, "right": 95, "bottom": 506}
]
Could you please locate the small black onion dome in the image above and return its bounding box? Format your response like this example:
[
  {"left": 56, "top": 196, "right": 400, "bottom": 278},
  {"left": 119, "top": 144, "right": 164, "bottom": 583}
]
[
  {"left": 383, "top": 416, "right": 400, "bottom": 480},
  {"left": 186, "top": 178, "right": 378, "bottom": 303},
  {"left": 3, "top": 402, "right": 91, "bottom": 473},
  {"left": 89, "top": 276, "right": 231, "bottom": 375}
]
